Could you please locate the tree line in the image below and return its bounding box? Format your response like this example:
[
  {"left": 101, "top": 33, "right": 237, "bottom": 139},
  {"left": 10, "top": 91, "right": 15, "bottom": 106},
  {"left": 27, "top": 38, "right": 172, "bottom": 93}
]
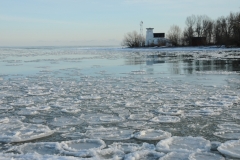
[
  {"left": 169, "top": 12, "right": 240, "bottom": 47},
  {"left": 122, "top": 12, "right": 240, "bottom": 47}
]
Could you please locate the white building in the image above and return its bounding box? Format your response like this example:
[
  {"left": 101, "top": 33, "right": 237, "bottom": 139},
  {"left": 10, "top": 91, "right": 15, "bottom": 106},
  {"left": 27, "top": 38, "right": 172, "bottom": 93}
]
[{"left": 145, "top": 28, "right": 171, "bottom": 46}]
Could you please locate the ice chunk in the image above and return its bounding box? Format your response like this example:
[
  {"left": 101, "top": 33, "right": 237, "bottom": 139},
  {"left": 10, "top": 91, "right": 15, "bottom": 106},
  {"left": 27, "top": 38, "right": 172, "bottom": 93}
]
[
  {"left": 214, "top": 131, "right": 240, "bottom": 140},
  {"left": 10, "top": 142, "right": 62, "bottom": 155},
  {"left": 0, "top": 120, "right": 54, "bottom": 143},
  {"left": 209, "top": 95, "right": 239, "bottom": 103},
  {"left": 188, "top": 152, "right": 225, "bottom": 160},
  {"left": 61, "top": 107, "right": 81, "bottom": 114},
  {"left": 232, "top": 113, "right": 240, "bottom": 120},
  {"left": 124, "top": 150, "right": 165, "bottom": 160},
  {"left": 26, "top": 105, "right": 51, "bottom": 111},
  {"left": 10, "top": 99, "right": 34, "bottom": 107},
  {"left": 79, "top": 95, "right": 101, "bottom": 100},
  {"left": 189, "top": 108, "right": 221, "bottom": 116},
  {"left": 49, "top": 116, "right": 84, "bottom": 127},
  {"left": 0, "top": 153, "right": 79, "bottom": 160},
  {"left": 63, "top": 139, "right": 106, "bottom": 150},
  {"left": 156, "top": 136, "right": 211, "bottom": 153},
  {"left": 156, "top": 108, "right": 184, "bottom": 116},
  {"left": 0, "top": 105, "right": 13, "bottom": 110},
  {"left": 129, "top": 113, "right": 154, "bottom": 121},
  {"left": 61, "top": 132, "right": 84, "bottom": 139},
  {"left": 134, "top": 129, "right": 171, "bottom": 140},
  {"left": 120, "top": 121, "right": 147, "bottom": 129},
  {"left": 195, "top": 100, "right": 233, "bottom": 108},
  {"left": 0, "top": 117, "right": 9, "bottom": 123},
  {"left": 61, "top": 139, "right": 106, "bottom": 157},
  {"left": 29, "top": 118, "right": 46, "bottom": 124},
  {"left": 85, "top": 127, "right": 133, "bottom": 140},
  {"left": 108, "top": 142, "right": 155, "bottom": 154},
  {"left": 17, "top": 108, "right": 39, "bottom": 115},
  {"left": 150, "top": 116, "right": 181, "bottom": 123},
  {"left": 99, "top": 115, "right": 124, "bottom": 123},
  {"left": 83, "top": 114, "right": 125, "bottom": 124},
  {"left": 218, "top": 140, "right": 240, "bottom": 158},
  {"left": 163, "top": 103, "right": 185, "bottom": 108},
  {"left": 217, "top": 123, "right": 240, "bottom": 131},
  {"left": 27, "top": 90, "right": 51, "bottom": 96},
  {"left": 96, "top": 148, "right": 125, "bottom": 160},
  {"left": 145, "top": 98, "right": 163, "bottom": 104},
  {"left": 160, "top": 152, "right": 190, "bottom": 160}
]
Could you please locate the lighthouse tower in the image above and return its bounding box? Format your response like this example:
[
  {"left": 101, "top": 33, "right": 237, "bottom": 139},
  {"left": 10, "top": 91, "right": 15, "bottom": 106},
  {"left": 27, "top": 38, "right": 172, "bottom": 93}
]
[{"left": 145, "top": 28, "right": 154, "bottom": 46}]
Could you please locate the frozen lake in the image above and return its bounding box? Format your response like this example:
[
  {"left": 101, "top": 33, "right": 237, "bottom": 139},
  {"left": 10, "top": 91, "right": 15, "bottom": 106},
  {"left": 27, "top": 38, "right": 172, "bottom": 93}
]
[{"left": 0, "top": 46, "right": 240, "bottom": 159}]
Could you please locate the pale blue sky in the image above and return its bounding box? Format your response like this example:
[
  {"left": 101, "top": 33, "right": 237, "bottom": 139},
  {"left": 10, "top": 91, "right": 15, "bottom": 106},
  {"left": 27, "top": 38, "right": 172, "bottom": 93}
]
[{"left": 0, "top": 0, "right": 239, "bottom": 46}]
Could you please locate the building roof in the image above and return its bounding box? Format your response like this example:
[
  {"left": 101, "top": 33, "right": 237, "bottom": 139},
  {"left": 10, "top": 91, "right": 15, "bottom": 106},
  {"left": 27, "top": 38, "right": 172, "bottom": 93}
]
[{"left": 154, "top": 33, "right": 165, "bottom": 38}]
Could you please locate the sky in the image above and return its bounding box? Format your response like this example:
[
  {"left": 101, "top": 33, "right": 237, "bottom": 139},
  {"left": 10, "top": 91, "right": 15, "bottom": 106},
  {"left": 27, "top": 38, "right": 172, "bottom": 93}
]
[{"left": 0, "top": 0, "right": 239, "bottom": 46}]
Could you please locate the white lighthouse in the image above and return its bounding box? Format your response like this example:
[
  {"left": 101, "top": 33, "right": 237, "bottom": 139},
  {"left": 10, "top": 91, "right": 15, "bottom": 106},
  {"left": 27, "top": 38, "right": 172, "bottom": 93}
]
[{"left": 145, "top": 28, "right": 170, "bottom": 46}]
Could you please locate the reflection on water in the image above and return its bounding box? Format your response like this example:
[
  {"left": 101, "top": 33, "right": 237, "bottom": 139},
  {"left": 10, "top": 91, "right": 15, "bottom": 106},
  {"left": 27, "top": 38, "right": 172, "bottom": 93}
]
[{"left": 125, "top": 53, "right": 240, "bottom": 75}]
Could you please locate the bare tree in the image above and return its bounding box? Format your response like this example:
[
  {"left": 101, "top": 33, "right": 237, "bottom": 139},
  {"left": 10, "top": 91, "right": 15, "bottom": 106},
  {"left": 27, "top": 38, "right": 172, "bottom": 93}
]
[
  {"left": 201, "top": 16, "right": 214, "bottom": 44},
  {"left": 167, "top": 25, "right": 182, "bottom": 46},
  {"left": 183, "top": 15, "right": 196, "bottom": 45},
  {"left": 195, "top": 15, "right": 203, "bottom": 37},
  {"left": 121, "top": 31, "right": 145, "bottom": 48},
  {"left": 229, "top": 12, "right": 240, "bottom": 46},
  {"left": 213, "top": 16, "right": 231, "bottom": 46},
  {"left": 182, "top": 12, "right": 240, "bottom": 46}
]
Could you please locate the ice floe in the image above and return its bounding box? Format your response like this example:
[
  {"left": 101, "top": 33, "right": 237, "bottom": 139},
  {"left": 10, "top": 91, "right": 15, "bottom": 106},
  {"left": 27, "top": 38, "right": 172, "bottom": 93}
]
[
  {"left": 218, "top": 140, "right": 240, "bottom": 158},
  {"left": 120, "top": 121, "right": 147, "bottom": 129},
  {"left": 155, "top": 108, "right": 184, "bottom": 116},
  {"left": 108, "top": 142, "right": 155, "bottom": 154},
  {"left": 217, "top": 123, "right": 240, "bottom": 131},
  {"left": 134, "top": 129, "right": 171, "bottom": 140},
  {"left": 85, "top": 126, "right": 133, "bottom": 140},
  {"left": 79, "top": 95, "right": 102, "bottom": 100},
  {"left": 214, "top": 131, "right": 240, "bottom": 140},
  {"left": 61, "top": 139, "right": 106, "bottom": 157},
  {"left": 156, "top": 136, "right": 211, "bottom": 153},
  {"left": 188, "top": 152, "right": 225, "bottom": 160},
  {"left": 159, "top": 152, "right": 190, "bottom": 160},
  {"left": 0, "top": 153, "right": 79, "bottom": 160},
  {"left": 9, "top": 139, "right": 106, "bottom": 158},
  {"left": 150, "top": 116, "right": 181, "bottom": 123},
  {"left": 49, "top": 117, "right": 84, "bottom": 127},
  {"left": 128, "top": 113, "right": 154, "bottom": 121},
  {"left": 0, "top": 120, "right": 54, "bottom": 143},
  {"left": 124, "top": 150, "right": 165, "bottom": 160}
]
